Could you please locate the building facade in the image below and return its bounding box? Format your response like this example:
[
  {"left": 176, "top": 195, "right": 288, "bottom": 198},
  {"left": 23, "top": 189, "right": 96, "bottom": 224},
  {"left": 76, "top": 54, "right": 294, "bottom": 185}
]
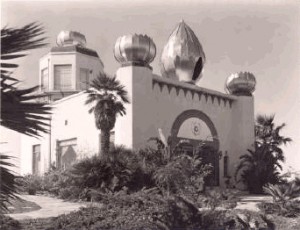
[{"left": 20, "top": 21, "right": 256, "bottom": 188}]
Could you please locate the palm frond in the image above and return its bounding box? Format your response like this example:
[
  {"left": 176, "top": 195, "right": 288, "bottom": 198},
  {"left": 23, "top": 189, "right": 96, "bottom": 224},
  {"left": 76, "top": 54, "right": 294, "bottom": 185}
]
[
  {"left": 1, "top": 83, "right": 51, "bottom": 137},
  {"left": 0, "top": 155, "right": 21, "bottom": 213},
  {"left": 1, "top": 23, "right": 51, "bottom": 137}
]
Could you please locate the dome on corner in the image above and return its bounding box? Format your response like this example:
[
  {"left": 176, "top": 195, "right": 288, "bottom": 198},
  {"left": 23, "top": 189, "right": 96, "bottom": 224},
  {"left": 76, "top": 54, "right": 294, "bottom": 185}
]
[
  {"left": 160, "top": 20, "right": 206, "bottom": 84},
  {"left": 226, "top": 72, "right": 256, "bottom": 96},
  {"left": 56, "top": 31, "right": 86, "bottom": 47},
  {"left": 114, "top": 34, "right": 156, "bottom": 67}
]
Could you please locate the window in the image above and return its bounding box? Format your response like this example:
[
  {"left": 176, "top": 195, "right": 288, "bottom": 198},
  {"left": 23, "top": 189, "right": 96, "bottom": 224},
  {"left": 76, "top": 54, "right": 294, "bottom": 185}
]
[
  {"left": 54, "top": 65, "right": 72, "bottom": 90},
  {"left": 56, "top": 138, "right": 77, "bottom": 169},
  {"left": 41, "top": 68, "right": 49, "bottom": 91},
  {"left": 79, "top": 68, "right": 89, "bottom": 90},
  {"left": 32, "top": 144, "right": 41, "bottom": 175}
]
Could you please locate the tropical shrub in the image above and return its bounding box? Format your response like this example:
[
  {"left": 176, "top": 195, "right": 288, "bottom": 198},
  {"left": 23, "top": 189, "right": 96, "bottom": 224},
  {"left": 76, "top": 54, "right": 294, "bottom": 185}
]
[
  {"left": 264, "top": 182, "right": 300, "bottom": 204},
  {"left": 42, "top": 189, "right": 202, "bottom": 230},
  {"left": 235, "top": 115, "right": 291, "bottom": 194},
  {"left": 16, "top": 174, "right": 43, "bottom": 195},
  {"left": 201, "top": 209, "right": 275, "bottom": 230},
  {"left": 146, "top": 137, "right": 212, "bottom": 197},
  {"left": 198, "top": 188, "right": 239, "bottom": 210},
  {"left": 259, "top": 182, "right": 300, "bottom": 217},
  {"left": 25, "top": 147, "right": 152, "bottom": 200},
  {"left": 67, "top": 147, "right": 144, "bottom": 195},
  {"left": 154, "top": 154, "right": 211, "bottom": 196}
]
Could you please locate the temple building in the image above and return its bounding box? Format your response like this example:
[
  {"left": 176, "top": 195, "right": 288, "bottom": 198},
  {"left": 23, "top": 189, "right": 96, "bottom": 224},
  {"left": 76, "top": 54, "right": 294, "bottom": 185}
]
[{"left": 19, "top": 21, "right": 256, "bottom": 188}]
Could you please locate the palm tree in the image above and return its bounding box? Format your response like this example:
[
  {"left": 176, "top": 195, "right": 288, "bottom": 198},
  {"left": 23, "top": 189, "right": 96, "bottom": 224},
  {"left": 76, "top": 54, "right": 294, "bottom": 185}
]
[
  {"left": 235, "top": 115, "right": 292, "bottom": 194},
  {"left": 1, "top": 22, "right": 51, "bottom": 212},
  {"left": 1, "top": 22, "right": 51, "bottom": 136},
  {"left": 85, "top": 73, "right": 129, "bottom": 160},
  {"left": 255, "top": 115, "right": 292, "bottom": 162}
]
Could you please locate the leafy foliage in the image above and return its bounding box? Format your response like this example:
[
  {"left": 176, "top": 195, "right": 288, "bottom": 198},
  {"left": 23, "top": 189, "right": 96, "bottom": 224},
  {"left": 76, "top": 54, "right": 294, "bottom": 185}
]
[
  {"left": 0, "top": 214, "right": 21, "bottom": 230},
  {"left": 201, "top": 210, "right": 275, "bottom": 230},
  {"left": 147, "top": 137, "right": 212, "bottom": 196},
  {"left": 85, "top": 73, "right": 129, "bottom": 159},
  {"left": 39, "top": 190, "right": 202, "bottom": 230},
  {"left": 1, "top": 22, "right": 51, "bottom": 137},
  {"left": 16, "top": 174, "right": 44, "bottom": 195},
  {"left": 0, "top": 155, "right": 20, "bottom": 213},
  {"left": 235, "top": 115, "right": 291, "bottom": 194},
  {"left": 264, "top": 182, "right": 300, "bottom": 204},
  {"left": 260, "top": 181, "right": 300, "bottom": 217},
  {"left": 198, "top": 188, "right": 239, "bottom": 210}
]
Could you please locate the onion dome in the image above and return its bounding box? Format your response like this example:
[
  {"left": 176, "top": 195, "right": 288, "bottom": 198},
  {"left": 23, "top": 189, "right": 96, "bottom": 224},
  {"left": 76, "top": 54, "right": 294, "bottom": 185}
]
[
  {"left": 226, "top": 72, "right": 256, "bottom": 96},
  {"left": 56, "top": 31, "right": 86, "bottom": 47},
  {"left": 160, "top": 20, "right": 206, "bottom": 84},
  {"left": 114, "top": 34, "right": 156, "bottom": 68}
]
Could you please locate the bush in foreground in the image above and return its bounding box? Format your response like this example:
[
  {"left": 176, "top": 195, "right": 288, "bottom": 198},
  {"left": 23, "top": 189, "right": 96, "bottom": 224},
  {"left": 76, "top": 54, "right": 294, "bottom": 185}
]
[
  {"left": 17, "top": 191, "right": 278, "bottom": 230},
  {"left": 0, "top": 215, "right": 20, "bottom": 230},
  {"left": 44, "top": 189, "right": 202, "bottom": 230}
]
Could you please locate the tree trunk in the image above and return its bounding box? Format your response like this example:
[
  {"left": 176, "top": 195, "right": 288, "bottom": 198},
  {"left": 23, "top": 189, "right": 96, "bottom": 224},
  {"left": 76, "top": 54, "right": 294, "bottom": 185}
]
[{"left": 100, "top": 130, "right": 110, "bottom": 161}]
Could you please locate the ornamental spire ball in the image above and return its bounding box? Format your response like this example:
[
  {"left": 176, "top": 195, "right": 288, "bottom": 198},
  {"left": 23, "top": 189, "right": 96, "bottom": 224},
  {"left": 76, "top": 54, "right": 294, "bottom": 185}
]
[
  {"left": 160, "top": 20, "right": 206, "bottom": 84},
  {"left": 226, "top": 72, "right": 256, "bottom": 96},
  {"left": 56, "top": 31, "right": 86, "bottom": 47},
  {"left": 114, "top": 34, "right": 156, "bottom": 68}
]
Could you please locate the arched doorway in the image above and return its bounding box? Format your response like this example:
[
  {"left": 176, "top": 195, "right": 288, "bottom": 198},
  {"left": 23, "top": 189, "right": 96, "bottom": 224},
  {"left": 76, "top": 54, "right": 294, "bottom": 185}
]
[{"left": 170, "top": 110, "right": 220, "bottom": 186}]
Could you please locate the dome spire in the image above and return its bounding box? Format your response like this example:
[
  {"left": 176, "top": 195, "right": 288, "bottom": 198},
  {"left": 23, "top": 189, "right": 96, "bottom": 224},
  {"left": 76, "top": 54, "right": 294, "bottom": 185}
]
[
  {"left": 226, "top": 72, "right": 256, "bottom": 96},
  {"left": 114, "top": 34, "right": 156, "bottom": 68},
  {"left": 160, "top": 20, "right": 206, "bottom": 84},
  {"left": 56, "top": 31, "right": 86, "bottom": 47}
]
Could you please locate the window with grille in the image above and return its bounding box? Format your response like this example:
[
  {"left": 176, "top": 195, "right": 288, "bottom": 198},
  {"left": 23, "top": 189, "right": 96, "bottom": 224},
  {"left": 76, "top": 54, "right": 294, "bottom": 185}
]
[
  {"left": 54, "top": 65, "right": 72, "bottom": 90},
  {"left": 79, "top": 68, "right": 89, "bottom": 90},
  {"left": 41, "top": 68, "right": 49, "bottom": 91}
]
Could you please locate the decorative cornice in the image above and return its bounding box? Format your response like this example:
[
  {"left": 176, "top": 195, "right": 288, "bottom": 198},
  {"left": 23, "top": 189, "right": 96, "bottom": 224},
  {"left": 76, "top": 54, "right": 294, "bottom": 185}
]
[{"left": 152, "top": 76, "right": 236, "bottom": 108}]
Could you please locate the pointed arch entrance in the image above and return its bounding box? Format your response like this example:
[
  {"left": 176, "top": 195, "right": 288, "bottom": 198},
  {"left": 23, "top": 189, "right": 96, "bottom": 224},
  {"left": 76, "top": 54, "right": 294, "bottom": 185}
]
[{"left": 170, "top": 110, "right": 220, "bottom": 186}]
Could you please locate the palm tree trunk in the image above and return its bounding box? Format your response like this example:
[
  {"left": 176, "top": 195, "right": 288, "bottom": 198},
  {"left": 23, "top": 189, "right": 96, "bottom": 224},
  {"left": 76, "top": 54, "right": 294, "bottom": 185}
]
[{"left": 100, "top": 130, "right": 110, "bottom": 160}]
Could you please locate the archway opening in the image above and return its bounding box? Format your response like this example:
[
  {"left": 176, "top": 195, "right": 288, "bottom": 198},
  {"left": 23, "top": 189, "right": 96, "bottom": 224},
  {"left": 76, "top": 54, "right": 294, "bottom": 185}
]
[{"left": 170, "top": 110, "right": 219, "bottom": 186}]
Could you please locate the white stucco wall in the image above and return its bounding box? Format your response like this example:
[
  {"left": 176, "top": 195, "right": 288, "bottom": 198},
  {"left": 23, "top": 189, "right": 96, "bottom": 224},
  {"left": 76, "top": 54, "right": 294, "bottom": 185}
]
[
  {"left": 115, "top": 65, "right": 255, "bottom": 187},
  {"left": 20, "top": 92, "right": 100, "bottom": 175},
  {"left": 0, "top": 127, "right": 22, "bottom": 175},
  {"left": 51, "top": 92, "right": 100, "bottom": 160}
]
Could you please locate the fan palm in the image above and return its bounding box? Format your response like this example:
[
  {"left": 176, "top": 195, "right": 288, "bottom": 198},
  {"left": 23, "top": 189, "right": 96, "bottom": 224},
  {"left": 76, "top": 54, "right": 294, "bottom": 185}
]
[
  {"left": 235, "top": 115, "right": 292, "bottom": 194},
  {"left": 85, "top": 73, "right": 129, "bottom": 160},
  {"left": 1, "top": 22, "right": 51, "bottom": 137},
  {"left": 1, "top": 22, "right": 51, "bottom": 212},
  {"left": 235, "top": 145, "right": 282, "bottom": 193},
  {"left": 0, "top": 155, "right": 21, "bottom": 213},
  {"left": 256, "top": 114, "right": 292, "bottom": 161}
]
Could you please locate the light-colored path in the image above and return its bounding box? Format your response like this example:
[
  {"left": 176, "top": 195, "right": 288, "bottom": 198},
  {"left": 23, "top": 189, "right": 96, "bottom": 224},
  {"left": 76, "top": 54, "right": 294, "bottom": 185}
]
[
  {"left": 6, "top": 195, "right": 86, "bottom": 220},
  {"left": 7, "top": 194, "right": 272, "bottom": 221},
  {"left": 235, "top": 195, "right": 272, "bottom": 211}
]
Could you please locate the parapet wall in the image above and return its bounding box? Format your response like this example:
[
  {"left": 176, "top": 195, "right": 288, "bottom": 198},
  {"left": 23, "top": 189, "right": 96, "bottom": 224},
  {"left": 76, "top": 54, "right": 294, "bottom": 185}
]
[{"left": 152, "top": 75, "right": 236, "bottom": 109}]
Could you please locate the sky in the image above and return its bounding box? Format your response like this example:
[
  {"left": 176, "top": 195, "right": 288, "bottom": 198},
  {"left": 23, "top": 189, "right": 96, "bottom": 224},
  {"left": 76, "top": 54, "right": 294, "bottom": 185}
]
[{"left": 2, "top": 0, "right": 300, "bottom": 171}]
